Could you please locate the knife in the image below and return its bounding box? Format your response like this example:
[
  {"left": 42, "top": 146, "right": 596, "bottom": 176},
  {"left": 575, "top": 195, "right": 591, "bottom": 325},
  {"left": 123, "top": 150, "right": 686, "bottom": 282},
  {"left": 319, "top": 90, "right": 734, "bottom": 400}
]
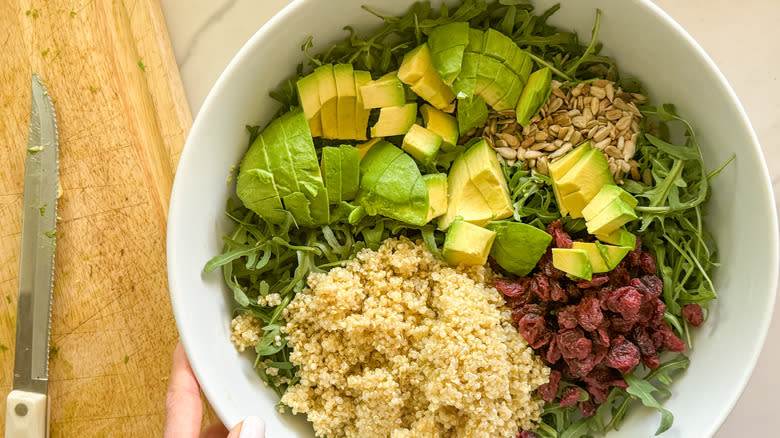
[{"left": 5, "top": 73, "right": 58, "bottom": 438}]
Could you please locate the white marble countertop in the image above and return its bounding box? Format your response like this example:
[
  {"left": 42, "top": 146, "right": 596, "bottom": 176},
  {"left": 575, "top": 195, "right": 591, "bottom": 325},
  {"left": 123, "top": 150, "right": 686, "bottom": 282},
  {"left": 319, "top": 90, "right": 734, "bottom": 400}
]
[{"left": 159, "top": 0, "right": 780, "bottom": 435}]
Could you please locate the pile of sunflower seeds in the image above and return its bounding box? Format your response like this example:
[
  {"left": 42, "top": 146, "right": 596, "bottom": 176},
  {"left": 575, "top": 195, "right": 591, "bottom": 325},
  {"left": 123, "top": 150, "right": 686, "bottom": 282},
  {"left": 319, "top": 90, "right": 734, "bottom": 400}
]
[{"left": 480, "top": 79, "right": 648, "bottom": 184}]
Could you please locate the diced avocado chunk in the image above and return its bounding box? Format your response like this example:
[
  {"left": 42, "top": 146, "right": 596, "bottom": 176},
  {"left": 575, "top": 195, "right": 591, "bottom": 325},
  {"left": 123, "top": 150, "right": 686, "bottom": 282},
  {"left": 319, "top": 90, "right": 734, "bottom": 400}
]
[
  {"left": 296, "top": 71, "right": 324, "bottom": 137},
  {"left": 493, "top": 73, "right": 524, "bottom": 111},
  {"left": 237, "top": 108, "right": 329, "bottom": 225},
  {"left": 438, "top": 153, "right": 495, "bottom": 230},
  {"left": 421, "top": 104, "right": 459, "bottom": 146},
  {"left": 357, "top": 137, "right": 383, "bottom": 161},
  {"left": 595, "top": 227, "right": 637, "bottom": 249},
  {"left": 549, "top": 142, "right": 592, "bottom": 216},
  {"left": 457, "top": 95, "right": 488, "bottom": 136},
  {"left": 596, "top": 243, "right": 632, "bottom": 270},
  {"left": 314, "top": 64, "right": 339, "bottom": 139},
  {"left": 463, "top": 140, "right": 513, "bottom": 220},
  {"left": 552, "top": 248, "right": 592, "bottom": 281},
  {"left": 428, "top": 22, "right": 470, "bottom": 85},
  {"left": 516, "top": 67, "right": 552, "bottom": 126},
  {"left": 359, "top": 71, "right": 406, "bottom": 109},
  {"left": 487, "top": 221, "right": 552, "bottom": 276},
  {"left": 354, "top": 70, "right": 373, "bottom": 140},
  {"left": 333, "top": 64, "right": 357, "bottom": 139},
  {"left": 453, "top": 51, "right": 480, "bottom": 98},
  {"left": 402, "top": 124, "right": 442, "bottom": 164},
  {"left": 555, "top": 148, "right": 614, "bottom": 218},
  {"left": 355, "top": 141, "right": 429, "bottom": 226},
  {"left": 438, "top": 139, "right": 513, "bottom": 230},
  {"left": 586, "top": 198, "right": 638, "bottom": 235},
  {"left": 572, "top": 242, "right": 609, "bottom": 273},
  {"left": 398, "top": 43, "right": 456, "bottom": 110},
  {"left": 482, "top": 29, "right": 516, "bottom": 65},
  {"left": 370, "top": 103, "right": 417, "bottom": 137},
  {"left": 582, "top": 184, "right": 639, "bottom": 221},
  {"left": 423, "top": 173, "right": 448, "bottom": 221},
  {"left": 443, "top": 219, "right": 497, "bottom": 266}
]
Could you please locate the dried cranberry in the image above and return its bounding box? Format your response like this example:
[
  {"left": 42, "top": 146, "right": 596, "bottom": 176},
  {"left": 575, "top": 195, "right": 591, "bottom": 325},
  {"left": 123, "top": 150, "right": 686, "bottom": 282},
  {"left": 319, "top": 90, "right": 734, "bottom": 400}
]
[
  {"left": 544, "top": 336, "right": 562, "bottom": 364},
  {"left": 539, "top": 370, "right": 562, "bottom": 403},
  {"left": 566, "top": 354, "right": 598, "bottom": 378},
  {"left": 577, "top": 275, "right": 609, "bottom": 289},
  {"left": 579, "top": 399, "right": 597, "bottom": 418},
  {"left": 634, "top": 326, "right": 660, "bottom": 369},
  {"left": 576, "top": 297, "right": 604, "bottom": 332},
  {"left": 493, "top": 278, "right": 528, "bottom": 298},
  {"left": 517, "top": 432, "right": 538, "bottom": 438},
  {"left": 547, "top": 220, "right": 573, "bottom": 249},
  {"left": 605, "top": 286, "right": 642, "bottom": 320},
  {"left": 683, "top": 304, "right": 704, "bottom": 327},
  {"left": 632, "top": 276, "right": 663, "bottom": 300},
  {"left": 557, "top": 306, "right": 579, "bottom": 329},
  {"left": 531, "top": 274, "right": 551, "bottom": 301},
  {"left": 608, "top": 262, "right": 631, "bottom": 287},
  {"left": 517, "top": 308, "right": 553, "bottom": 349},
  {"left": 605, "top": 335, "right": 641, "bottom": 373},
  {"left": 538, "top": 250, "right": 565, "bottom": 279},
  {"left": 653, "top": 325, "right": 687, "bottom": 352},
  {"left": 584, "top": 366, "right": 627, "bottom": 403},
  {"left": 610, "top": 314, "right": 636, "bottom": 334},
  {"left": 558, "top": 328, "right": 592, "bottom": 360},
  {"left": 596, "top": 327, "right": 611, "bottom": 346},
  {"left": 550, "top": 279, "right": 567, "bottom": 302},
  {"left": 638, "top": 252, "right": 657, "bottom": 274},
  {"left": 559, "top": 386, "right": 581, "bottom": 408}
]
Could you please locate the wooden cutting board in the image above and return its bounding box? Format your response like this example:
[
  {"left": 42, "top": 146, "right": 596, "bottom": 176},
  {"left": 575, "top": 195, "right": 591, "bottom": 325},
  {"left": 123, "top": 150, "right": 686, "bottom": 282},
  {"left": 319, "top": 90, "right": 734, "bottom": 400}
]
[{"left": 0, "top": 1, "right": 220, "bottom": 436}]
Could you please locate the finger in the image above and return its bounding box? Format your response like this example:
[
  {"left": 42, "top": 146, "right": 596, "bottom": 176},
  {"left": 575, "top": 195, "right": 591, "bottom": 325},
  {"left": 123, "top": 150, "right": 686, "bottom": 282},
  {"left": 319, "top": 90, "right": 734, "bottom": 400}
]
[
  {"left": 200, "top": 423, "right": 229, "bottom": 438},
  {"left": 227, "top": 416, "right": 265, "bottom": 438},
  {"left": 164, "top": 341, "right": 203, "bottom": 438}
]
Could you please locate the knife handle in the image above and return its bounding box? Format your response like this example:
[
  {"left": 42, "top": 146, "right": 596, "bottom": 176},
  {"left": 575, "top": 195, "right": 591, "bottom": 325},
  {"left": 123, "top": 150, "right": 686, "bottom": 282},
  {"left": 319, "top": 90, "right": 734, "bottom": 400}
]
[{"left": 5, "top": 390, "right": 48, "bottom": 438}]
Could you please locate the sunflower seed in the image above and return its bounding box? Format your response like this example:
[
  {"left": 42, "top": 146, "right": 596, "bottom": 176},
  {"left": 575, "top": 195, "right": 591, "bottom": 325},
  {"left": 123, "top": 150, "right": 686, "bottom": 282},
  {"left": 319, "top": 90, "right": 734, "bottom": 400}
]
[
  {"left": 616, "top": 115, "right": 632, "bottom": 131},
  {"left": 606, "top": 109, "right": 623, "bottom": 121},
  {"left": 536, "top": 156, "right": 549, "bottom": 174},
  {"left": 590, "top": 86, "right": 606, "bottom": 99},
  {"left": 593, "top": 127, "right": 611, "bottom": 142},
  {"left": 594, "top": 138, "right": 611, "bottom": 150},
  {"left": 605, "top": 145, "right": 622, "bottom": 158},
  {"left": 606, "top": 83, "right": 615, "bottom": 101},
  {"left": 623, "top": 140, "right": 636, "bottom": 160},
  {"left": 549, "top": 144, "right": 572, "bottom": 159},
  {"left": 497, "top": 147, "right": 517, "bottom": 159},
  {"left": 525, "top": 150, "right": 545, "bottom": 159},
  {"left": 521, "top": 137, "right": 535, "bottom": 148},
  {"left": 549, "top": 97, "right": 564, "bottom": 113}
]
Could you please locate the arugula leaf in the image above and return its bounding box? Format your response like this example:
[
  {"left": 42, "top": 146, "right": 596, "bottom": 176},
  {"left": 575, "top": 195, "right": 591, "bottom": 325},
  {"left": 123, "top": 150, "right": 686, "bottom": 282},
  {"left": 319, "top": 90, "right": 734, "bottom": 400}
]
[{"left": 624, "top": 374, "right": 674, "bottom": 435}]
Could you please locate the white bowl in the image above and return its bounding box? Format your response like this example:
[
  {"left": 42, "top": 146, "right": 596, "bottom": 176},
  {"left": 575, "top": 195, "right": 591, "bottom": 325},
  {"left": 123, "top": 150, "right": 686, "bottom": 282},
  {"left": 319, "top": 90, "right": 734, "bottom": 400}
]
[{"left": 167, "top": 0, "right": 779, "bottom": 436}]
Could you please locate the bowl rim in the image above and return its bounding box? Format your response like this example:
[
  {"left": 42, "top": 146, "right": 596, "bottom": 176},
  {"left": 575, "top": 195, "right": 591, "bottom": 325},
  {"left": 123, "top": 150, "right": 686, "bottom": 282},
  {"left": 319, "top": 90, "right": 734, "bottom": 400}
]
[{"left": 167, "top": 0, "right": 779, "bottom": 435}]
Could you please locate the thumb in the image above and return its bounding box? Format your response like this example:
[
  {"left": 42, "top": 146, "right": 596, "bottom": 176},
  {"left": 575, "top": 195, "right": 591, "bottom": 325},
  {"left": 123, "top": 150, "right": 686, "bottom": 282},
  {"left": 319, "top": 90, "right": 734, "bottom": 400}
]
[{"left": 227, "top": 416, "right": 265, "bottom": 438}]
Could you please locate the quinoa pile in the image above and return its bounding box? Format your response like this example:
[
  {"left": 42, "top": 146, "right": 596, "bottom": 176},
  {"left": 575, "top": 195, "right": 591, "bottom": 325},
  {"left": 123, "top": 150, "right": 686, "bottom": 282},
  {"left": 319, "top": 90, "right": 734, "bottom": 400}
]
[{"left": 277, "top": 237, "right": 549, "bottom": 438}]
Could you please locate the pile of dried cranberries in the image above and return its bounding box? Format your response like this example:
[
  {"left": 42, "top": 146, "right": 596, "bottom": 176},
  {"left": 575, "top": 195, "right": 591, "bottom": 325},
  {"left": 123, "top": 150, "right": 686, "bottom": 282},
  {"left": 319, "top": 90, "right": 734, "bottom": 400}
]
[{"left": 494, "top": 221, "right": 703, "bottom": 418}]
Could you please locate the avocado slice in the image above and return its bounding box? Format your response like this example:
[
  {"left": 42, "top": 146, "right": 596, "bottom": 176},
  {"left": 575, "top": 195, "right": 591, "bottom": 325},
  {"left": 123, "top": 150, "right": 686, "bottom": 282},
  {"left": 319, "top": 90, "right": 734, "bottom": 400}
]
[
  {"left": 354, "top": 70, "right": 373, "bottom": 140},
  {"left": 438, "top": 140, "right": 512, "bottom": 230},
  {"left": 516, "top": 67, "right": 553, "bottom": 127},
  {"left": 420, "top": 104, "right": 459, "bottom": 146},
  {"left": 487, "top": 221, "right": 552, "bottom": 276},
  {"left": 320, "top": 145, "right": 360, "bottom": 204},
  {"left": 463, "top": 140, "right": 513, "bottom": 220},
  {"left": 595, "top": 227, "right": 637, "bottom": 249},
  {"left": 359, "top": 71, "right": 406, "bottom": 109},
  {"left": 314, "top": 64, "right": 339, "bottom": 139},
  {"left": 402, "top": 124, "right": 442, "bottom": 164},
  {"left": 321, "top": 147, "right": 342, "bottom": 204},
  {"left": 356, "top": 142, "right": 430, "bottom": 225},
  {"left": 427, "top": 22, "right": 470, "bottom": 85},
  {"left": 596, "top": 242, "right": 632, "bottom": 270},
  {"left": 493, "top": 73, "right": 525, "bottom": 112},
  {"left": 235, "top": 168, "right": 286, "bottom": 223},
  {"left": 552, "top": 248, "right": 593, "bottom": 281},
  {"left": 339, "top": 145, "right": 360, "bottom": 200},
  {"left": 452, "top": 51, "right": 480, "bottom": 99},
  {"left": 370, "top": 103, "right": 417, "bottom": 137},
  {"left": 556, "top": 148, "right": 614, "bottom": 208},
  {"left": 357, "top": 137, "right": 383, "bottom": 161},
  {"left": 296, "top": 71, "right": 324, "bottom": 137},
  {"left": 443, "top": 219, "right": 497, "bottom": 266},
  {"left": 398, "top": 43, "right": 456, "bottom": 110},
  {"left": 572, "top": 242, "right": 610, "bottom": 273},
  {"left": 423, "top": 173, "right": 448, "bottom": 221},
  {"left": 333, "top": 64, "right": 357, "bottom": 139},
  {"left": 582, "top": 184, "right": 639, "bottom": 222},
  {"left": 438, "top": 154, "right": 495, "bottom": 230},
  {"left": 456, "top": 94, "right": 488, "bottom": 136},
  {"left": 548, "top": 141, "right": 592, "bottom": 216},
  {"left": 586, "top": 198, "right": 638, "bottom": 235}
]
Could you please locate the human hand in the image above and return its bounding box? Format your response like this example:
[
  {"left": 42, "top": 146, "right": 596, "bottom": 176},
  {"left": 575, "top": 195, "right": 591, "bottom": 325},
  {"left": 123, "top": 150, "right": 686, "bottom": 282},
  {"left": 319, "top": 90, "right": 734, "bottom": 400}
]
[{"left": 164, "top": 341, "right": 266, "bottom": 438}]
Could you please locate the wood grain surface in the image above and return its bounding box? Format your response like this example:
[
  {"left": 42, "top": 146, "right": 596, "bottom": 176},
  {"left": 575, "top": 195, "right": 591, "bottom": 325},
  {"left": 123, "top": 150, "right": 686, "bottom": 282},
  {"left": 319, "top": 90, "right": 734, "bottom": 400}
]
[{"left": 0, "top": 1, "right": 219, "bottom": 436}]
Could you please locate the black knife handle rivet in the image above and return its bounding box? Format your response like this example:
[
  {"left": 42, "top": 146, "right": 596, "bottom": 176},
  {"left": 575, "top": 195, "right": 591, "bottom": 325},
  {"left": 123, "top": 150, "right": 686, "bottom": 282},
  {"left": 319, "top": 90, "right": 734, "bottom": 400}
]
[{"left": 14, "top": 403, "right": 28, "bottom": 417}]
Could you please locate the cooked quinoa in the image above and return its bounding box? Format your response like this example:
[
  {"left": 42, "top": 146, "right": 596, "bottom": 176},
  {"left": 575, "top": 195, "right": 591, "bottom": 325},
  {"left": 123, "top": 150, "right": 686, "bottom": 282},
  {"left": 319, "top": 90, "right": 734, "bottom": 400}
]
[
  {"left": 278, "top": 237, "right": 549, "bottom": 438},
  {"left": 230, "top": 312, "right": 263, "bottom": 353}
]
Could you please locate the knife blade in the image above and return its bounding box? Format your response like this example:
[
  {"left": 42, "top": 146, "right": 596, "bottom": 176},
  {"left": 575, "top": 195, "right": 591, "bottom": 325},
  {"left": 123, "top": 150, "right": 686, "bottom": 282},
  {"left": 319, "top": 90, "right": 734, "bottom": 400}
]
[{"left": 5, "top": 73, "right": 58, "bottom": 438}]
